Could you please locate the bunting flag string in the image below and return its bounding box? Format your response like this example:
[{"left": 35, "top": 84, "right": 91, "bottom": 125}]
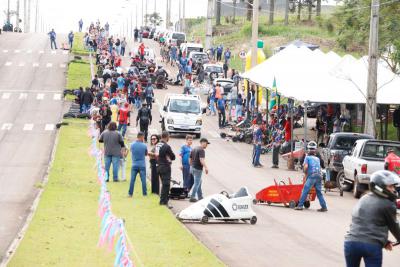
[{"left": 89, "top": 122, "right": 134, "bottom": 267}]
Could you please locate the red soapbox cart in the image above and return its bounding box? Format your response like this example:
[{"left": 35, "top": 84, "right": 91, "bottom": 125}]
[{"left": 253, "top": 178, "right": 316, "bottom": 209}]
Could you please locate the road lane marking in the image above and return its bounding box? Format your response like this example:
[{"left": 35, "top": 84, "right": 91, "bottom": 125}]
[
  {"left": 59, "top": 63, "right": 66, "bottom": 68},
  {"left": 33, "top": 63, "right": 39, "bottom": 67},
  {"left": 23, "top": 124, "right": 34, "bottom": 131},
  {"left": 51, "top": 50, "right": 56, "bottom": 54},
  {"left": 1, "top": 123, "right": 13, "bottom": 130},
  {"left": 3, "top": 50, "right": 8, "bottom": 53},
  {"left": 208, "top": 130, "right": 220, "bottom": 138},
  {"left": 26, "top": 49, "right": 32, "bottom": 54},
  {"left": 19, "top": 93, "right": 28, "bottom": 99},
  {"left": 46, "top": 63, "right": 53, "bottom": 68},
  {"left": 5, "top": 62, "right": 12, "bottom": 66},
  {"left": 44, "top": 124, "right": 55, "bottom": 131},
  {"left": 39, "top": 50, "right": 44, "bottom": 54},
  {"left": 53, "top": 93, "right": 62, "bottom": 100},
  {"left": 18, "top": 62, "right": 25, "bottom": 67},
  {"left": 2, "top": 93, "right": 11, "bottom": 99},
  {"left": 14, "top": 49, "right": 21, "bottom": 53},
  {"left": 36, "top": 93, "right": 45, "bottom": 100}
]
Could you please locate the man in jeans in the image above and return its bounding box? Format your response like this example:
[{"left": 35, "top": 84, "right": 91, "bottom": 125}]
[
  {"left": 180, "top": 135, "right": 193, "bottom": 194},
  {"left": 189, "top": 138, "right": 210, "bottom": 202},
  {"left": 99, "top": 122, "right": 125, "bottom": 182},
  {"left": 157, "top": 131, "right": 176, "bottom": 208},
  {"left": 128, "top": 132, "right": 148, "bottom": 197},
  {"left": 295, "top": 141, "right": 328, "bottom": 212},
  {"left": 252, "top": 122, "right": 263, "bottom": 167}
]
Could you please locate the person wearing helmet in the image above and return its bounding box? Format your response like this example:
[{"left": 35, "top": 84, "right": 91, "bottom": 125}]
[
  {"left": 344, "top": 170, "right": 400, "bottom": 267},
  {"left": 295, "top": 141, "right": 328, "bottom": 211}
]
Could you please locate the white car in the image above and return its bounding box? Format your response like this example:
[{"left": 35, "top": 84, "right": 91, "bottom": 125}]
[
  {"left": 180, "top": 42, "right": 204, "bottom": 57},
  {"left": 130, "top": 47, "right": 155, "bottom": 62},
  {"left": 160, "top": 94, "right": 206, "bottom": 138},
  {"left": 342, "top": 139, "right": 400, "bottom": 198}
]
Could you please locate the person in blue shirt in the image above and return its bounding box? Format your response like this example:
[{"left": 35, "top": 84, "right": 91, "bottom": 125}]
[
  {"left": 68, "top": 31, "right": 74, "bottom": 50},
  {"left": 295, "top": 141, "right": 328, "bottom": 211},
  {"left": 217, "top": 97, "right": 226, "bottom": 128},
  {"left": 180, "top": 135, "right": 193, "bottom": 193},
  {"left": 48, "top": 29, "right": 57, "bottom": 50},
  {"left": 216, "top": 44, "right": 223, "bottom": 61},
  {"left": 224, "top": 48, "right": 231, "bottom": 64},
  {"left": 128, "top": 132, "right": 148, "bottom": 197},
  {"left": 252, "top": 122, "right": 264, "bottom": 167},
  {"left": 117, "top": 73, "right": 125, "bottom": 90}
]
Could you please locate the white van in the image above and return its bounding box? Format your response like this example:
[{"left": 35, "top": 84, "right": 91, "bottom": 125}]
[
  {"left": 180, "top": 42, "right": 203, "bottom": 57},
  {"left": 160, "top": 94, "right": 205, "bottom": 138}
]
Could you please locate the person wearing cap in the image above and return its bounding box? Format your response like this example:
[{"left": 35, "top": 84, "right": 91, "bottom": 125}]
[
  {"left": 344, "top": 170, "right": 400, "bottom": 267},
  {"left": 295, "top": 141, "right": 328, "bottom": 212},
  {"left": 252, "top": 122, "right": 264, "bottom": 168},
  {"left": 189, "top": 138, "right": 210, "bottom": 202}
]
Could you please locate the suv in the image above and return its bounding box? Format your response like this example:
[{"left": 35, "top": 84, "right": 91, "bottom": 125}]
[
  {"left": 320, "top": 132, "right": 374, "bottom": 188},
  {"left": 342, "top": 140, "right": 400, "bottom": 198},
  {"left": 160, "top": 94, "right": 205, "bottom": 138}
]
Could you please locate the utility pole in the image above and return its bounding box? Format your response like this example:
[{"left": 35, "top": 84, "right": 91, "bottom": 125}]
[
  {"left": 284, "top": 0, "right": 289, "bottom": 25},
  {"left": 7, "top": 0, "right": 10, "bottom": 23},
  {"left": 145, "top": 0, "right": 148, "bottom": 26},
  {"left": 136, "top": 4, "right": 138, "bottom": 28},
  {"left": 179, "top": 0, "right": 182, "bottom": 31},
  {"left": 154, "top": 0, "right": 156, "bottom": 12},
  {"left": 141, "top": 0, "right": 144, "bottom": 27},
  {"left": 364, "top": 0, "right": 379, "bottom": 137},
  {"left": 251, "top": 0, "right": 259, "bottom": 68},
  {"left": 24, "top": 0, "right": 27, "bottom": 32},
  {"left": 205, "top": 0, "right": 213, "bottom": 50},
  {"left": 16, "top": 0, "right": 20, "bottom": 31},
  {"left": 182, "top": 0, "right": 186, "bottom": 32},
  {"left": 27, "top": 0, "right": 31, "bottom": 32},
  {"left": 34, "top": 0, "right": 39, "bottom": 33}
]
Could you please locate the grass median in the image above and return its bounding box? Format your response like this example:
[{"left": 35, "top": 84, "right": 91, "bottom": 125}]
[
  {"left": 71, "top": 32, "right": 90, "bottom": 56},
  {"left": 9, "top": 119, "right": 224, "bottom": 267}
]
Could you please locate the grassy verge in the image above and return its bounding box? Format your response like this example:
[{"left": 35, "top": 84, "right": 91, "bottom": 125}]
[
  {"left": 71, "top": 32, "right": 90, "bottom": 56},
  {"left": 66, "top": 59, "right": 91, "bottom": 90},
  {"left": 9, "top": 119, "right": 224, "bottom": 266}
]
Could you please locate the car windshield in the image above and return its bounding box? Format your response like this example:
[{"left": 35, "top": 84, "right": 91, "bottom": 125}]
[
  {"left": 169, "top": 99, "right": 200, "bottom": 114},
  {"left": 205, "top": 66, "right": 223, "bottom": 73},
  {"left": 333, "top": 136, "right": 369, "bottom": 150},
  {"left": 362, "top": 144, "right": 400, "bottom": 159},
  {"left": 172, "top": 33, "right": 185, "bottom": 40}
]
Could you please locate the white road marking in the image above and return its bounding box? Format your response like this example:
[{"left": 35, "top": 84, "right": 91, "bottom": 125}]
[
  {"left": 53, "top": 93, "right": 62, "bottom": 100},
  {"left": 44, "top": 124, "right": 55, "bottom": 131},
  {"left": 3, "top": 50, "right": 8, "bottom": 53},
  {"left": 5, "top": 62, "right": 12, "bottom": 66},
  {"left": 23, "top": 124, "right": 34, "bottom": 131},
  {"left": 26, "top": 49, "right": 32, "bottom": 54},
  {"left": 2, "top": 93, "right": 11, "bottom": 99},
  {"left": 33, "top": 63, "right": 39, "bottom": 67},
  {"left": 19, "top": 93, "right": 28, "bottom": 99},
  {"left": 39, "top": 50, "right": 44, "bottom": 54},
  {"left": 62, "top": 50, "right": 69, "bottom": 55},
  {"left": 18, "top": 62, "right": 25, "bottom": 67},
  {"left": 36, "top": 93, "right": 45, "bottom": 100},
  {"left": 14, "top": 49, "right": 21, "bottom": 53},
  {"left": 51, "top": 50, "right": 56, "bottom": 54},
  {"left": 46, "top": 63, "right": 53, "bottom": 68},
  {"left": 59, "top": 63, "right": 66, "bottom": 68},
  {"left": 1, "top": 123, "right": 13, "bottom": 130},
  {"left": 208, "top": 130, "right": 220, "bottom": 138}
]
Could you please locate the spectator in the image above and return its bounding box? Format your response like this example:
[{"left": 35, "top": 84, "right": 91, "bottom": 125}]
[
  {"left": 136, "top": 103, "right": 152, "bottom": 142},
  {"left": 80, "top": 87, "right": 93, "bottom": 113},
  {"left": 148, "top": 134, "right": 160, "bottom": 194},
  {"left": 128, "top": 132, "right": 148, "bottom": 197},
  {"left": 157, "top": 131, "right": 176, "bottom": 208},
  {"left": 223, "top": 62, "right": 229, "bottom": 78},
  {"left": 48, "top": 29, "right": 57, "bottom": 50},
  {"left": 189, "top": 138, "right": 210, "bottom": 202},
  {"left": 216, "top": 44, "right": 223, "bottom": 61},
  {"left": 121, "top": 38, "right": 127, "bottom": 56},
  {"left": 224, "top": 48, "right": 231, "bottom": 64},
  {"left": 235, "top": 94, "right": 243, "bottom": 121},
  {"left": 117, "top": 103, "right": 130, "bottom": 138},
  {"left": 68, "top": 31, "right": 74, "bottom": 50},
  {"left": 180, "top": 135, "right": 194, "bottom": 194},
  {"left": 217, "top": 97, "right": 226, "bottom": 129},
  {"left": 79, "top": 19, "right": 83, "bottom": 32},
  {"left": 100, "top": 99, "right": 112, "bottom": 132},
  {"left": 252, "top": 122, "right": 263, "bottom": 168},
  {"left": 99, "top": 122, "right": 125, "bottom": 182}
]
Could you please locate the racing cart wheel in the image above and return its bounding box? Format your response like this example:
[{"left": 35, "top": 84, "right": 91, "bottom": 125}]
[
  {"left": 232, "top": 136, "right": 238, "bottom": 142},
  {"left": 252, "top": 199, "right": 258, "bottom": 205},
  {"left": 220, "top": 191, "right": 230, "bottom": 199},
  {"left": 220, "top": 132, "right": 227, "bottom": 139},
  {"left": 201, "top": 215, "right": 209, "bottom": 224},
  {"left": 289, "top": 200, "right": 297, "bottom": 209},
  {"left": 304, "top": 201, "right": 310, "bottom": 209},
  {"left": 250, "top": 216, "right": 257, "bottom": 225},
  {"left": 209, "top": 71, "right": 218, "bottom": 80}
]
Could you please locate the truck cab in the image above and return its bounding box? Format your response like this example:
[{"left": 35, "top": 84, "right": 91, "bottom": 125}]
[{"left": 160, "top": 94, "right": 205, "bottom": 138}]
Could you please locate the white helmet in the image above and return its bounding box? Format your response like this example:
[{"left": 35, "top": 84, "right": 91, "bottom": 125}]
[{"left": 307, "top": 141, "right": 317, "bottom": 151}]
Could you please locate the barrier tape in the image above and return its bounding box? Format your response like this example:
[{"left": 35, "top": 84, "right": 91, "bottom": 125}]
[{"left": 89, "top": 123, "right": 134, "bottom": 267}]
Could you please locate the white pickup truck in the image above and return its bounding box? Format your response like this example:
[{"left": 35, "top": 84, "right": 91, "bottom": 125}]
[{"left": 342, "top": 139, "right": 400, "bottom": 198}]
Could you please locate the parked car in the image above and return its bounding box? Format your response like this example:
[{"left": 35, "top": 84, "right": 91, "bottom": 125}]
[
  {"left": 342, "top": 140, "right": 400, "bottom": 198},
  {"left": 320, "top": 132, "right": 374, "bottom": 191},
  {"left": 307, "top": 103, "right": 325, "bottom": 118},
  {"left": 203, "top": 63, "right": 224, "bottom": 80},
  {"left": 189, "top": 51, "right": 210, "bottom": 72},
  {"left": 141, "top": 27, "right": 150, "bottom": 38},
  {"left": 180, "top": 43, "right": 204, "bottom": 57},
  {"left": 149, "top": 28, "right": 156, "bottom": 39},
  {"left": 213, "top": 78, "right": 235, "bottom": 97}
]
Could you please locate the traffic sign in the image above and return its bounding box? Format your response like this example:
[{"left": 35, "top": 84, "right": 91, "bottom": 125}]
[{"left": 239, "top": 50, "right": 246, "bottom": 59}]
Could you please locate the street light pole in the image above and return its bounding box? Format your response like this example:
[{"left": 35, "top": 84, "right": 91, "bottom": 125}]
[
  {"left": 16, "top": 0, "right": 20, "bottom": 31},
  {"left": 251, "top": 0, "right": 259, "bottom": 68},
  {"left": 7, "top": 0, "right": 11, "bottom": 23},
  {"left": 34, "top": 0, "right": 39, "bottom": 33},
  {"left": 27, "top": 0, "right": 31, "bottom": 32},
  {"left": 364, "top": 0, "right": 379, "bottom": 137}
]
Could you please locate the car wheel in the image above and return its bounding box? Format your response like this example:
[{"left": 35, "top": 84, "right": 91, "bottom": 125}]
[
  {"left": 250, "top": 216, "right": 257, "bottom": 225},
  {"left": 201, "top": 215, "right": 208, "bottom": 224},
  {"left": 353, "top": 176, "right": 362, "bottom": 199},
  {"left": 289, "top": 200, "right": 297, "bottom": 209},
  {"left": 336, "top": 171, "right": 352, "bottom": 192}
]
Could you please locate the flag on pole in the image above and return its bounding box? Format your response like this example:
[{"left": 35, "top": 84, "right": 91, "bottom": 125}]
[{"left": 269, "top": 77, "right": 278, "bottom": 111}]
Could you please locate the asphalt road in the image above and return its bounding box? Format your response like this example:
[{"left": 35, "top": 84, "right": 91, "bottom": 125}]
[
  {"left": 0, "top": 32, "right": 67, "bottom": 262},
  {"left": 124, "top": 38, "right": 400, "bottom": 267}
]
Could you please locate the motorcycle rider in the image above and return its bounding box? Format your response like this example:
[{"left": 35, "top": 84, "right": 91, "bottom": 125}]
[
  {"left": 295, "top": 141, "right": 328, "bottom": 212},
  {"left": 344, "top": 170, "right": 400, "bottom": 267},
  {"left": 155, "top": 66, "right": 169, "bottom": 88},
  {"left": 136, "top": 103, "right": 152, "bottom": 142}
]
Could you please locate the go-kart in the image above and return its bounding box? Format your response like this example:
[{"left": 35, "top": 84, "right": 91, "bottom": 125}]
[{"left": 176, "top": 187, "right": 257, "bottom": 224}]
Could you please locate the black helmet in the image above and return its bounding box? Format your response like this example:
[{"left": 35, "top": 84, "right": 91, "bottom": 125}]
[{"left": 369, "top": 170, "right": 400, "bottom": 201}]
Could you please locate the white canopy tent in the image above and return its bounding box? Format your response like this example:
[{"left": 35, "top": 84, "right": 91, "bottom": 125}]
[{"left": 241, "top": 45, "right": 400, "bottom": 105}]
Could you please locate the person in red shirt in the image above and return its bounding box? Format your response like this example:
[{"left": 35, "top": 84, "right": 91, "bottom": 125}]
[
  {"left": 115, "top": 56, "right": 122, "bottom": 67},
  {"left": 384, "top": 149, "right": 400, "bottom": 175},
  {"left": 138, "top": 43, "right": 145, "bottom": 61},
  {"left": 117, "top": 103, "right": 130, "bottom": 138},
  {"left": 284, "top": 117, "right": 292, "bottom": 142}
]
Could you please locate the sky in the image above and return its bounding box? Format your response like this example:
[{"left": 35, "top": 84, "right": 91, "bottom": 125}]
[{"left": 0, "top": 0, "right": 338, "bottom": 34}]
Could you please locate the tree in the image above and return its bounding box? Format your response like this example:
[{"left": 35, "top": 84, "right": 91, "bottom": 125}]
[
  {"left": 334, "top": 0, "right": 400, "bottom": 73},
  {"left": 269, "top": 0, "right": 275, "bottom": 25},
  {"left": 232, "top": 0, "right": 237, "bottom": 24},
  {"left": 144, "top": 12, "right": 163, "bottom": 27},
  {"left": 246, "top": 0, "right": 253, "bottom": 21},
  {"left": 316, "top": 0, "right": 322, "bottom": 16},
  {"left": 216, "top": 0, "right": 222, "bottom": 25}
]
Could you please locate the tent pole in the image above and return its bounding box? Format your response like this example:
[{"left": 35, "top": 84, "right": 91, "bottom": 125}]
[
  {"left": 288, "top": 98, "right": 295, "bottom": 170},
  {"left": 304, "top": 101, "right": 309, "bottom": 149},
  {"left": 246, "top": 80, "right": 251, "bottom": 120}
]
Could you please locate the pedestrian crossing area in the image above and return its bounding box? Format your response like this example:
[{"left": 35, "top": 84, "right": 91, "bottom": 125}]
[
  {"left": 2, "top": 49, "right": 69, "bottom": 55},
  {"left": 0, "top": 123, "right": 57, "bottom": 132},
  {"left": 2, "top": 62, "right": 67, "bottom": 68},
  {"left": 0, "top": 92, "right": 63, "bottom": 101},
  {"left": 126, "top": 127, "right": 221, "bottom": 139}
]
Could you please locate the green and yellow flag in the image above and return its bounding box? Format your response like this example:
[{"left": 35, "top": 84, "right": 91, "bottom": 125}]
[{"left": 268, "top": 77, "right": 278, "bottom": 111}]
